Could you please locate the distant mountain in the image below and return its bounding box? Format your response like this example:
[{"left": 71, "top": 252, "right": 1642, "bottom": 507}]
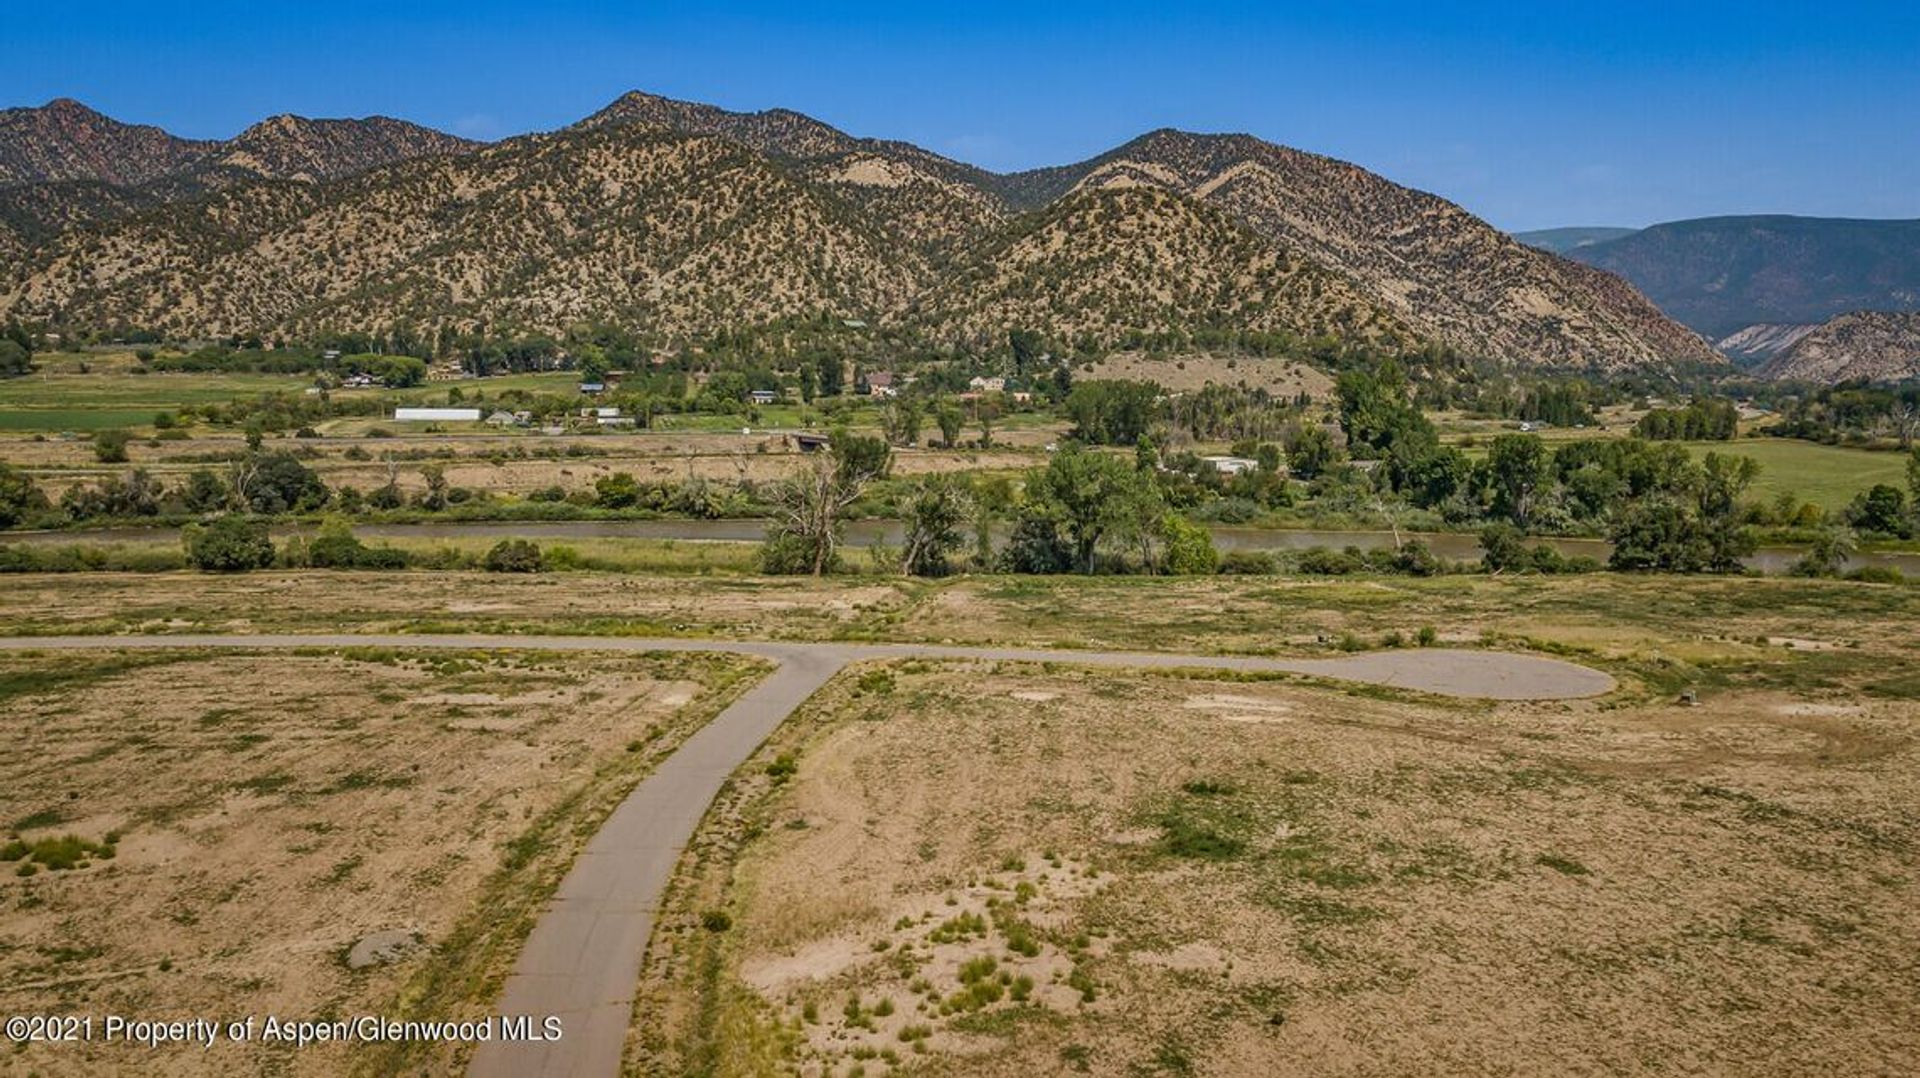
[
  {"left": 996, "top": 129, "right": 1716, "bottom": 368},
  {"left": 1556, "top": 215, "right": 1920, "bottom": 340},
  {"left": 194, "top": 114, "right": 479, "bottom": 184},
  {"left": 0, "top": 98, "right": 478, "bottom": 199},
  {"left": 1514, "top": 226, "right": 1639, "bottom": 255},
  {"left": 911, "top": 185, "right": 1411, "bottom": 347},
  {"left": 0, "top": 99, "right": 216, "bottom": 187},
  {"left": 1760, "top": 310, "right": 1920, "bottom": 383},
  {"left": 0, "top": 91, "right": 1717, "bottom": 370}
]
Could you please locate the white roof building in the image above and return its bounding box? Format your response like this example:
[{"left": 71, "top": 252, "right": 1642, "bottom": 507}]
[{"left": 394, "top": 407, "right": 481, "bottom": 422}]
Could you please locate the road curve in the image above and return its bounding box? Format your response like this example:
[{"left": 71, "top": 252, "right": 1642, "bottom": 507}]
[{"left": 0, "top": 633, "right": 1611, "bottom": 1076}]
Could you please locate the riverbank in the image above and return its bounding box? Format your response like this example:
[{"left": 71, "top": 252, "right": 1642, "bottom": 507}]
[{"left": 5, "top": 518, "right": 1917, "bottom": 579}]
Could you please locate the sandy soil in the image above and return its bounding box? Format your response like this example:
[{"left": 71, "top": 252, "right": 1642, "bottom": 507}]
[
  {"left": 641, "top": 661, "right": 1920, "bottom": 1076},
  {"left": 1085, "top": 352, "right": 1334, "bottom": 399},
  {"left": 0, "top": 647, "right": 751, "bottom": 1076}
]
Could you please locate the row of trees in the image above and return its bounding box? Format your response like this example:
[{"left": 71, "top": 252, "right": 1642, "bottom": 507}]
[
  {"left": 758, "top": 438, "right": 1221, "bottom": 578},
  {"left": 1634, "top": 398, "right": 1738, "bottom": 441}
]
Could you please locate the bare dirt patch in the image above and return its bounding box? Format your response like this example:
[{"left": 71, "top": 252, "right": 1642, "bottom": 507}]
[
  {"left": 0, "top": 647, "right": 758, "bottom": 1076},
  {"left": 642, "top": 661, "right": 1920, "bottom": 1076}
]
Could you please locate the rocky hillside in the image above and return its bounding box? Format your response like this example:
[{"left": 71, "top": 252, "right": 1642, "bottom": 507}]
[
  {"left": 1759, "top": 311, "right": 1920, "bottom": 383},
  {"left": 0, "top": 99, "right": 215, "bottom": 187},
  {"left": 0, "top": 91, "right": 1718, "bottom": 370},
  {"left": 0, "top": 99, "right": 477, "bottom": 193},
  {"left": 988, "top": 129, "right": 1718, "bottom": 368},
  {"left": 3, "top": 128, "right": 919, "bottom": 339},
  {"left": 192, "top": 114, "right": 479, "bottom": 184},
  {"left": 1559, "top": 215, "right": 1920, "bottom": 339},
  {"left": 1717, "top": 323, "right": 1819, "bottom": 367},
  {"left": 913, "top": 186, "right": 1410, "bottom": 346}
]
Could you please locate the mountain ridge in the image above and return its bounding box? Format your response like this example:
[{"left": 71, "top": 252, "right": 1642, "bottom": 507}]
[
  {"left": 1759, "top": 310, "right": 1920, "bottom": 383},
  {"left": 0, "top": 91, "right": 1718, "bottom": 370},
  {"left": 0, "top": 98, "right": 480, "bottom": 189},
  {"left": 1553, "top": 214, "right": 1920, "bottom": 340}
]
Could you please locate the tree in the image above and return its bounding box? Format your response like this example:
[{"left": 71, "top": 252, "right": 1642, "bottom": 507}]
[
  {"left": 245, "top": 453, "right": 327, "bottom": 514},
  {"left": 1486, "top": 434, "right": 1548, "bottom": 528},
  {"left": 0, "top": 462, "right": 47, "bottom": 528},
  {"left": 1335, "top": 360, "right": 1430, "bottom": 457},
  {"left": 976, "top": 397, "right": 1000, "bottom": 448},
  {"left": 830, "top": 430, "right": 892, "bottom": 485},
  {"left": 935, "top": 400, "right": 964, "bottom": 448},
  {"left": 1283, "top": 424, "right": 1338, "bottom": 480},
  {"left": 1846, "top": 484, "right": 1913, "bottom": 538},
  {"left": 900, "top": 476, "right": 972, "bottom": 577},
  {"left": 1696, "top": 452, "right": 1760, "bottom": 520},
  {"left": 0, "top": 339, "right": 32, "bottom": 378},
  {"left": 184, "top": 516, "right": 276, "bottom": 572},
  {"left": 594, "top": 472, "right": 641, "bottom": 509},
  {"left": 883, "top": 398, "right": 923, "bottom": 446},
  {"left": 416, "top": 464, "right": 449, "bottom": 512},
  {"left": 1009, "top": 328, "right": 1046, "bottom": 376},
  {"left": 180, "top": 466, "right": 230, "bottom": 511},
  {"left": 1608, "top": 501, "right": 1712, "bottom": 572},
  {"left": 1791, "top": 525, "right": 1856, "bottom": 578},
  {"left": 763, "top": 436, "right": 891, "bottom": 575},
  {"left": 1160, "top": 513, "right": 1219, "bottom": 575},
  {"left": 1478, "top": 522, "right": 1529, "bottom": 574},
  {"left": 813, "top": 355, "right": 844, "bottom": 398},
  {"left": 1000, "top": 513, "right": 1074, "bottom": 574},
  {"left": 93, "top": 429, "right": 131, "bottom": 464},
  {"left": 1024, "top": 446, "right": 1163, "bottom": 573},
  {"left": 1064, "top": 381, "right": 1161, "bottom": 446}
]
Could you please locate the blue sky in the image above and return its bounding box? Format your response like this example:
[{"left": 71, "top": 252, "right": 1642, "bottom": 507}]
[{"left": 8, "top": 1, "right": 1918, "bottom": 230}]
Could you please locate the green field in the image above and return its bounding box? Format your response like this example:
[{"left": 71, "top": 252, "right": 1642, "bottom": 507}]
[
  {"left": 0, "top": 372, "right": 313, "bottom": 410},
  {"left": 1683, "top": 438, "right": 1910, "bottom": 511},
  {"left": 0, "top": 409, "right": 162, "bottom": 431}
]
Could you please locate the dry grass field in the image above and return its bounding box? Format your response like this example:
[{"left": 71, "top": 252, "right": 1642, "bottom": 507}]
[
  {"left": 0, "top": 571, "right": 1916, "bottom": 1075},
  {"left": 633, "top": 658, "right": 1920, "bottom": 1076},
  {"left": 4, "top": 430, "right": 1049, "bottom": 503},
  {"left": 0, "top": 646, "right": 763, "bottom": 1076}
]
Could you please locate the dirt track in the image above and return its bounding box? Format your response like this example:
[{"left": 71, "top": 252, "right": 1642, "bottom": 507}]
[{"left": 0, "top": 633, "right": 1613, "bottom": 1076}]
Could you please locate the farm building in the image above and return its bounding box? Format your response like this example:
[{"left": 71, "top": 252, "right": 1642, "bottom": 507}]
[{"left": 394, "top": 407, "right": 481, "bottom": 422}]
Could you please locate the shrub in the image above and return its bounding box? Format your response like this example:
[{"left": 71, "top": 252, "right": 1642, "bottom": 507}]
[
  {"left": 759, "top": 531, "right": 827, "bottom": 575},
  {"left": 1296, "top": 546, "right": 1361, "bottom": 575},
  {"left": 1161, "top": 513, "right": 1219, "bottom": 575},
  {"left": 1217, "top": 550, "right": 1277, "bottom": 574},
  {"left": 93, "top": 429, "right": 132, "bottom": 463},
  {"left": 700, "top": 910, "right": 733, "bottom": 932},
  {"left": 482, "top": 539, "right": 544, "bottom": 573},
  {"left": 765, "top": 753, "right": 799, "bottom": 783},
  {"left": 183, "top": 516, "right": 275, "bottom": 572}
]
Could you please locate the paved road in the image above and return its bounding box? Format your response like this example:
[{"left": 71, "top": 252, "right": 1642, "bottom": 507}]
[{"left": 0, "top": 633, "right": 1611, "bottom": 1076}]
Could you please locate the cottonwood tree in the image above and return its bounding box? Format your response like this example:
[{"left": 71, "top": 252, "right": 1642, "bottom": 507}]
[
  {"left": 762, "top": 433, "right": 892, "bottom": 575},
  {"left": 1023, "top": 445, "right": 1163, "bottom": 573},
  {"left": 1486, "top": 433, "right": 1549, "bottom": 529},
  {"left": 900, "top": 476, "right": 972, "bottom": 577}
]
